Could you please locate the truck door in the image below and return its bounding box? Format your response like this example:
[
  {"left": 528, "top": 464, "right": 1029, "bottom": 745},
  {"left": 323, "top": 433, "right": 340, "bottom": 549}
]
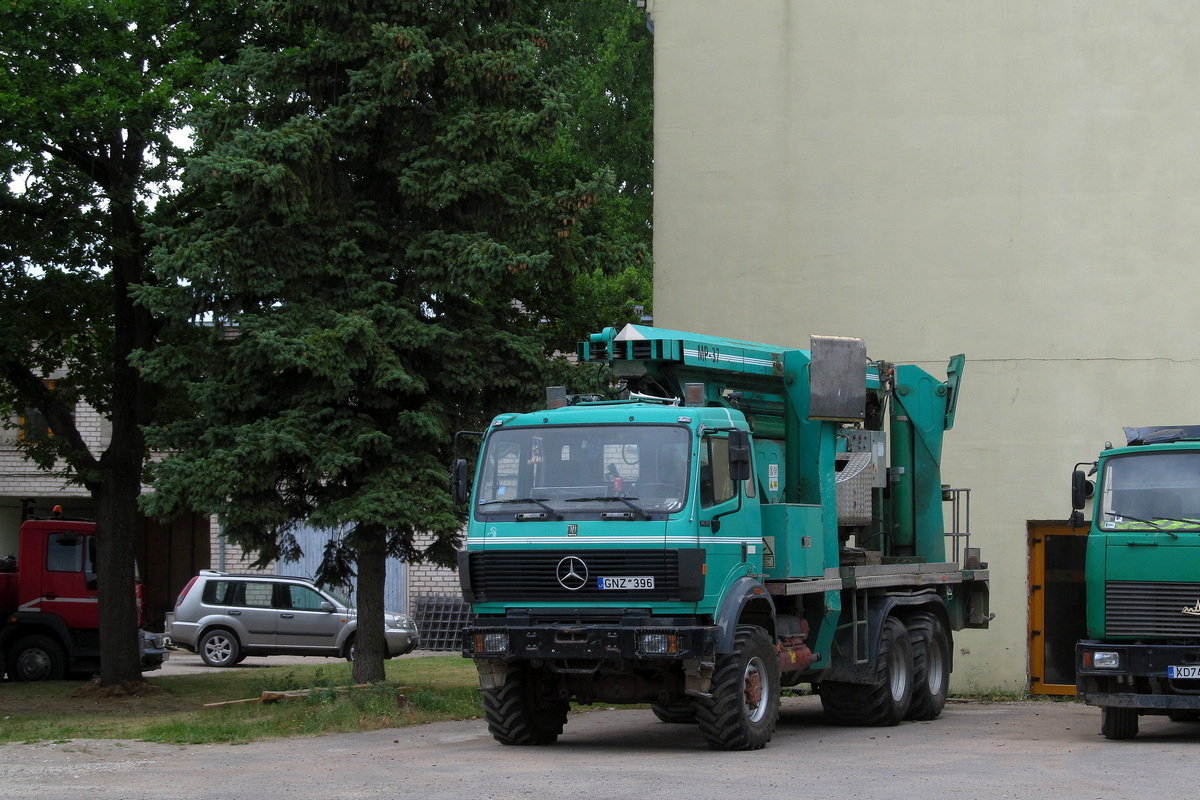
[
  {"left": 699, "top": 433, "right": 758, "bottom": 581},
  {"left": 40, "top": 531, "right": 98, "bottom": 629}
]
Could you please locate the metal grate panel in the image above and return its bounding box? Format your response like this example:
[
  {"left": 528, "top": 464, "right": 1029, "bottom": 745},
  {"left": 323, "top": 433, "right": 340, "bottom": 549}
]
[
  {"left": 1106, "top": 581, "right": 1200, "bottom": 637},
  {"left": 413, "top": 594, "right": 476, "bottom": 651},
  {"left": 468, "top": 550, "right": 681, "bottom": 602}
]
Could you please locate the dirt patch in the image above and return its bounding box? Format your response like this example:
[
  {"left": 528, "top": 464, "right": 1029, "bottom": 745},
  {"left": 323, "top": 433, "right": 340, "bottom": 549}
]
[{"left": 73, "top": 676, "right": 165, "bottom": 699}]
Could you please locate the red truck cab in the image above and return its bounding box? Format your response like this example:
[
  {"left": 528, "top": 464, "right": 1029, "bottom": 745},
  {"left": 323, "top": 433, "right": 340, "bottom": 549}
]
[{"left": 0, "top": 515, "right": 167, "bottom": 681}]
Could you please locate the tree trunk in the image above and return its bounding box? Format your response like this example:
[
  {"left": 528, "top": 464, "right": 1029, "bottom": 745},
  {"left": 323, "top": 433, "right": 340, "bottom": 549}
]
[
  {"left": 96, "top": 186, "right": 152, "bottom": 687},
  {"left": 351, "top": 523, "right": 387, "bottom": 684},
  {"left": 94, "top": 456, "right": 144, "bottom": 686}
]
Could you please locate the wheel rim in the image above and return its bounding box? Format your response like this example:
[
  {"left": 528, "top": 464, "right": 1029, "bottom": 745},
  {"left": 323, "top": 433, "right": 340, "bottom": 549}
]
[
  {"left": 889, "top": 639, "right": 909, "bottom": 702},
  {"left": 16, "top": 648, "right": 51, "bottom": 681},
  {"left": 204, "top": 635, "right": 232, "bottom": 664},
  {"left": 926, "top": 637, "right": 945, "bottom": 694},
  {"left": 743, "top": 655, "right": 768, "bottom": 723}
]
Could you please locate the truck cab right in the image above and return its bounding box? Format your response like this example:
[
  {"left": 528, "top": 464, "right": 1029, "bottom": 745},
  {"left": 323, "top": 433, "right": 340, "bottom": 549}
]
[{"left": 1074, "top": 425, "right": 1200, "bottom": 739}]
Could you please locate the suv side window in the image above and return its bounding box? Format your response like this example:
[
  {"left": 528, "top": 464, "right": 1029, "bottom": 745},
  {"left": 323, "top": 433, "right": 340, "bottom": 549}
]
[
  {"left": 202, "top": 580, "right": 234, "bottom": 605},
  {"left": 286, "top": 585, "right": 328, "bottom": 611},
  {"left": 241, "top": 581, "right": 275, "bottom": 608}
]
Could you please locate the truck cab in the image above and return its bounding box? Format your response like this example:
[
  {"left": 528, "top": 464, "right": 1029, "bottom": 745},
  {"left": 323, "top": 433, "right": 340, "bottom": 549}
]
[
  {"left": 0, "top": 514, "right": 167, "bottom": 681},
  {"left": 1074, "top": 426, "right": 1200, "bottom": 738}
]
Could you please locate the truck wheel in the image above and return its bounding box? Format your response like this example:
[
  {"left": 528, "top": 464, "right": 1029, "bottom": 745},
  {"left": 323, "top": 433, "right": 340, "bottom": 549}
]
[
  {"left": 8, "top": 635, "right": 67, "bottom": 682},
  {"left": 906, "top": 612, "right": 950, "bottom": 720},
  {"left": 696, "top": 625, "right": 780, "bottom": 750},
  {"left": 1101, "top": 707, "right": 1138, "bottom": 739},
  {"left": 198, "top": 629, "right": 240, "bottom": 667},
  {"left": 820, "top": 616, "right": 914, "bottom": 726},
  {"left": 481, "top": 662, "right": 569, "bottom": 745},
  {"left": 651, "top": 699, "right": 697, "bottom": 724}
]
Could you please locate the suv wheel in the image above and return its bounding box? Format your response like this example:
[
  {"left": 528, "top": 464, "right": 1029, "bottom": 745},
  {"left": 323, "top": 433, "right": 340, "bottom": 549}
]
[{"left": 199, "top": 629, "right": 240, "bottom": 667}]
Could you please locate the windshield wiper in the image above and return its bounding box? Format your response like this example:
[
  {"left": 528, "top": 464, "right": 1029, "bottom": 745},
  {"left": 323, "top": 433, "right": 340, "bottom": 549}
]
[
  {"left": 1105, "top": 510, "right": 1177, "bottom": 538},
  {"left": 478, "top": 497, "right": 563, "bottom": 520},
  {"left": 564, "top": 496, "right": 650, "bottom": 520}
]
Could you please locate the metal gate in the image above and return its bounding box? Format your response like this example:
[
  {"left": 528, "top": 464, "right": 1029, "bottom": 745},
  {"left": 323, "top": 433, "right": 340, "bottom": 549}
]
[{"left": 275, "top": 523, "right": 408, "bottom": 613}]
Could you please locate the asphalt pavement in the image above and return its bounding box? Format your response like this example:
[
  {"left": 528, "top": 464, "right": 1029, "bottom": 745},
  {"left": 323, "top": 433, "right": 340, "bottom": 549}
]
[{"left": 4, "top": 697, "right": 1200, "bottom": 800}]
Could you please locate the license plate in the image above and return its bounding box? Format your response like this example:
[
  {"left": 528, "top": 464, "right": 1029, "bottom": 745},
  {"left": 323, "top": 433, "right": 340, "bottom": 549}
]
[
  {"left": 1169, "top": 665, "right": 1200, "bottom": 679},
  {"left": 599, "top": 576, "right": 654, "bottom": 590}
]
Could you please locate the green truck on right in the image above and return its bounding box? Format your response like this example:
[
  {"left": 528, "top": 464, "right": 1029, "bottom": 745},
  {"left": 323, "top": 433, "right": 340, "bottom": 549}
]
[{"left": 1073, "top": 425, "right": 1200, "bottom": 739}]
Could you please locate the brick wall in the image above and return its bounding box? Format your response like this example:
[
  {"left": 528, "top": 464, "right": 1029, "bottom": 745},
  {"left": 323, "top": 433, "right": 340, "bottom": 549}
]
[
  {"left": 0, "top": 406, "right": 101, "bottom": 499},
  {"left": 406, "top": 528, "right": 463, "bottom": 601},
  {"left": 207, "top": 516, "right": 273, "bottom": 574}
]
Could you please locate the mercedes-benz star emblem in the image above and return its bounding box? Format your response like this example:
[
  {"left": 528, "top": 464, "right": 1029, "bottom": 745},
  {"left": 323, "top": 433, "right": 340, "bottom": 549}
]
[{"left": 556, "top": 556, "right": 589, "bottom": 591}]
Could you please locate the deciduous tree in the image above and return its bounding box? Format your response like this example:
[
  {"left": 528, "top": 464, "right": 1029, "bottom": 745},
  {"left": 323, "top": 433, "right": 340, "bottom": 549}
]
[{"left": 0, "top": 0, "right": 248, "bottom": 685}]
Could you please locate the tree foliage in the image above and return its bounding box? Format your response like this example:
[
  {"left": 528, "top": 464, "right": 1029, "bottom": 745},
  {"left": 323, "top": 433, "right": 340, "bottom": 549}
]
[
  {"left": 540, "top": 0, "right": 654, "bottom": 356},
  {"left": 137, "top": 0, "right": 649, "bottom": 682},
  {"left": 0, "top": 0, "right": 248, "bottom": 685}
]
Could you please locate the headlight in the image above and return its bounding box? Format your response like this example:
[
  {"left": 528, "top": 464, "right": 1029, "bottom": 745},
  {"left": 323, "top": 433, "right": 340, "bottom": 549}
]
[
  {"left": 473, "top": 630, "right": 509, "bottom": 655},
  {"left": 387, "top": 615, "right": 414, "bottom": 630},
  {"left": 638, "top": 630, "right": 679, "bottom": 656},
  {"left": 1085, "top": 650, "right": 1120, "bottom": 669}
]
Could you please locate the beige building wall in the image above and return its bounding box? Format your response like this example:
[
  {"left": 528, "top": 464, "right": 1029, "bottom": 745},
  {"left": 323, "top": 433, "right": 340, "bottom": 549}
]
[{"left": 646, "top": 0, "right": 1200, "bottom": 690}]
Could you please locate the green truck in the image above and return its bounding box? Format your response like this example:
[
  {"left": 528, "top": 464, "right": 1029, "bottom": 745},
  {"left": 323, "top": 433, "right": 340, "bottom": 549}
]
[
  {"left": 455, "top": 325, "right": 990, "bottom": 750},
  {"left": 1073, "top": 425, "right": 1200, "bottom": 739}
]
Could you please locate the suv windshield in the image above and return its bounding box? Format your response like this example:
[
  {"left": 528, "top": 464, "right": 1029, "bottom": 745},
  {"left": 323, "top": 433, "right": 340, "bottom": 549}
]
[
  {"left": 1100, "top": 451, "right": 1200, "bottom": 531},
  {"left": 475, "top": 424, "right": 691, "bottom": 517}
]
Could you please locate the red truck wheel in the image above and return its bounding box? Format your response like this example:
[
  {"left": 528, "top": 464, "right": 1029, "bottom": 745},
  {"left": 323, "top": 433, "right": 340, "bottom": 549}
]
[{"left": 8, "top": 635, "right": 67, "bottom": 682}]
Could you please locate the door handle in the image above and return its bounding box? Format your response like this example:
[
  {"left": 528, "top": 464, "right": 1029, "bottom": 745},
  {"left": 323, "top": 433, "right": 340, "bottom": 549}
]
[
  {"left": 229, "top": 610, "right": 241, "bottom": 615},
  {"left": 280, "top": 613, "right": 294, "bottom": 619},
  {"left": 44, "top": 592, "right": 58, "bottom": 600}
]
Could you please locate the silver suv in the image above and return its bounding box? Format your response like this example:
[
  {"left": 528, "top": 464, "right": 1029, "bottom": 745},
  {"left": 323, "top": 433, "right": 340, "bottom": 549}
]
[{"left": 167, "top": 570, "right": 419, "bottom": 667}]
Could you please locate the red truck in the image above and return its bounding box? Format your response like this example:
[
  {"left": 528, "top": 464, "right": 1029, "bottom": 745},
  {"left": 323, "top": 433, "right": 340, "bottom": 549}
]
[{"left": 0, "top": 513, "right": 168, "bottom": 681}]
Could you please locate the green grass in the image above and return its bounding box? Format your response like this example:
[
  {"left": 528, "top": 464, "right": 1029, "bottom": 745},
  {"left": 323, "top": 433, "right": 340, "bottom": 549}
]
[{"left": 0, "top": 656, "right": 483, "bottom": 745}]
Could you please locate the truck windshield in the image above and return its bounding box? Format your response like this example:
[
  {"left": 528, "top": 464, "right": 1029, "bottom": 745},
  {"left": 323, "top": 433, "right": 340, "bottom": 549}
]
[
  {"left": 1100, "top": 452, "right": 1200, "bottom": 531},
  {"left": 475, "top": 424, "right": 691, "bottom": 517}
]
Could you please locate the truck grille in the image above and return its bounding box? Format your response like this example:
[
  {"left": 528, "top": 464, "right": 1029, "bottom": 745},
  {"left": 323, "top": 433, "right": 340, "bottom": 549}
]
[
  {"left": 1106, "top": 581, "right": 1200, "bottom": 636},
  {"left": 467, "top": 550, "right": 683, "bottom": 603}
]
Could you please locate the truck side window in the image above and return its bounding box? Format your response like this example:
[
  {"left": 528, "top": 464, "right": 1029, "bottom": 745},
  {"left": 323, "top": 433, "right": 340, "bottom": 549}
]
[
  {"left": 85, "top": 536, "right": 98, "bottom": 587},
  {"left": 45, "top": 533, "right": 83, "bottom": 572},
  {"left": 700, "top": 436, "right": 736, "bottom": 508}
]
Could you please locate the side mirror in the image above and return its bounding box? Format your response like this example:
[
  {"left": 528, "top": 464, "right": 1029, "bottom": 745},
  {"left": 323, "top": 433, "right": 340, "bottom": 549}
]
[
  {"left": 1071, "top": 469, "right": 1094, "bottom": 511},
  {"left": 451, "top": 458, "right": 470, "bottom": 506},
  {"left": 728, "top": 429, "right": 751, "bottom": 483},
  {"left": 320, "top": 601, "right": 335, "bottom": 613}
]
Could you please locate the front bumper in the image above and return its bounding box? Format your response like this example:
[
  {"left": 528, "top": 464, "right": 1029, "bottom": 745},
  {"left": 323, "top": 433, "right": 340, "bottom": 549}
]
[
  {"left": 462, "top": 620, "right": 717, "bottom": 662},
  {"left": 140, "top": 630, "right": 169, "bottom": 672},
  {"left": 385, "top": 628, "right": 420, "bottom": 657},
  {"left": 1076, "top": 640, "right": 1200, "bottom": 709}
]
